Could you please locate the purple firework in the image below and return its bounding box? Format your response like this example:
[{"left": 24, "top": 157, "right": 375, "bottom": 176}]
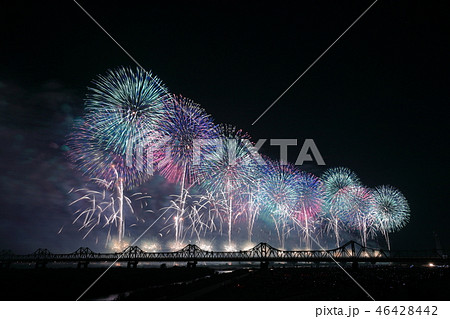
[{"left": 155, "top": 94, "right": 219, "bottom": 245}]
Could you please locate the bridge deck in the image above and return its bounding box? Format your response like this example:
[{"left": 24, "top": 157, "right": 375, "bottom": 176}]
[{"left": 0, "top": 241, "right": 447, "bottom": 265}]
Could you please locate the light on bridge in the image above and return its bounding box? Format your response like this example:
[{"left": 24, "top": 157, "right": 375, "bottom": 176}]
[{"left": 224, "top": 244, "right": 237, "bottom": 252}]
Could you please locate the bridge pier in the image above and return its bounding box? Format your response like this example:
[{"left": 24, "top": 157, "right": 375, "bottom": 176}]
[
  {"left": 77, "top": 261, "right": 89, "bottom": 269},
  {"left": 35, "top": 261, "right": 47, "bottom": 269},
  {"left": 352, "top": 261, "right": 359, "bottom": 270},
  {"left": 260, "top": 261, "right": 269, "bottom": 270},
  {"left": 127, "top": 261, "right": 138, "bottom": 269},
  {"left": 186, "top": 261, "right": 197, "bottom": 268},
  {"left": 0, "top": 262, "right": 11, "bottom": 269}
]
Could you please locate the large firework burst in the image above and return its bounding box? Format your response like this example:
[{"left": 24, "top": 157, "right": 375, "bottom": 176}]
[
  {"left": 333, "top": 185, "right": 375, "bottom": 247},
  {"left": 85, "top": 67, "right": 167, "bottom": 158},
  {"left": 67, "top": 66, "right": 168, "bottom": 243},
  {"left": 156, "top": 95, "right": 218, "bottom": 245},
  {"left": 372, "top": 185, "right": 410, "bottom": 249},
  {"left": 322, "top": 167, "right": 361, "bottom": 200},
  {"left": 257, "top": 159, "right": 300, "bottom": 249},
  {"left": 321, "top": 167, "right": 361, "bottom": 247},
  {"left": 157, "top": 94, "right": 218, "bottom": 184}
]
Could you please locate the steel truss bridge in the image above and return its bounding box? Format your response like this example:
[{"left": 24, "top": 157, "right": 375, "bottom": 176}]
[{"left": 0, "top": 241, "right": 447, "bottom": 269}]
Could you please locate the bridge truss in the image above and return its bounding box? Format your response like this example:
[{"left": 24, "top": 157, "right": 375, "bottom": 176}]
[{"left": 0, "top": 241, "right": 447, "bottom": 269}]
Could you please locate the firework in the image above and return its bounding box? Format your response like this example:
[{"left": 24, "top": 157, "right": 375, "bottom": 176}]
[
  {"left": 294, "top": 171, "right": 325, "bottom": 249},
  {"left": 156, "top": 95, "right": 218, "bottom": 245},
  {"left": 69, "top": 185, "right": 151, "bottom": 246},
  {"left": 241, "top": 183, "right": 262, "bottom": 242},
  {"left": 372, "top": 185, "right": 410, "bottom": 250},
  {"left": 321, "top": 167, "right": 361, "bottom": 247},
  {"left": 333, "top": 185, "right": 375, "bottom": 247},
  {"left": 322, "top": 167, "right": 361, "bottom": 199},
  {"left": 157, "top": 94, "right": 218, "bottom": 184},
  {"left": 196, "top": 125, "right": 260, "bottom": 247},
  {"left": 65, "top": 66, "right": 413, "bottom": 250},
  {"left": 257, "top": 159, "right": 300, "bottom": 249},
  {"left": 196, "top": 191, "right": 223, "bottom": 231},
  {"left": 67, "top": 117, "right": 152, "bottom": 189},
  {"left": 67, "top": 66, "right": 168, "bottom": 243}
]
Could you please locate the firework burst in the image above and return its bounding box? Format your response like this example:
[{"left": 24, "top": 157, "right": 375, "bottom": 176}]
[
  {"left": 157, "top": 94, "right": 218, "bottom": 184},
  {"left": 196, "top": 125, "right": 260, "bottom": 246},
  {"left": 321, "top": 167, "right": 361, "bottom": 247},
  {"left": 67, "top": 66, "right": 168, "bottom": 243},
  {"left": 84, "top": 67, "right": 168, "bottom": 160},
  {"left": 333, "top": 185, "right": 375, "bottom": 247},
  {"left": 322, "top": 167, "right": 361, "bottom": 199},
  {"left": 257, "top": 159, "right": 300, "bottom": 249},
  {"left": 155, "top": 94, "right": 218, "bottom": 245},
  {"left": 372, "top": 185, "right": 410, "bottom": 250}
]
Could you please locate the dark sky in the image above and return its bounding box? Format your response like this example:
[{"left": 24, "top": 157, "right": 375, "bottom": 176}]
[{"left": 0, "top": 1, "right": 449, "bottom": 252}]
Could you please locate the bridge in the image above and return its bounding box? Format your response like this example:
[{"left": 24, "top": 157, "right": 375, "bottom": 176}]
[{"left": 0, "top": 241, "right": 447, "bottom": 269}]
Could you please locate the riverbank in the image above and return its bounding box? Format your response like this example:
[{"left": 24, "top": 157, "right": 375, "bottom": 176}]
[{"left": 0, "top": 265, "right": 448, "bottom": 300}]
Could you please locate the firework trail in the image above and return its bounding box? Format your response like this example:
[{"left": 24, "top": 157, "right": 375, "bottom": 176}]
[
  {"left": 189, "top": 192, "right": 219, "bottom": 239},
  {"left": 67, "top": 66, "right": 168, "bottom": 243},
  {"left": 321, "top": 167, "right": 361, "bottom": 247},
  {"left": 196, "top": 125, "right": 260, "bottom": 248},
  {"left": 68, "top": 185, "right": 151, "bottom": 247},
  {"left": 156, "top": 95, "right": 218, "bottom": 245},
  {"left": 241, "top": 183, "right": 262, "bottom": 242},
  {"left": 294, "top": 171, "right": 325, "bottom": 249},
  {"left": 159, "top": 191, "right": 218, "bottom": 245},
  {"left": 191, "top": 191, "right": 222, "bottom": 235},
  {"left": 371, "top": 185, "right": 410, "bottom": 250}
]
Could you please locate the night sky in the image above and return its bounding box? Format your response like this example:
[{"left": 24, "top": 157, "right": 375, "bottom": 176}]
[{"left": 0, "top": 1, "right": 448, "bottom": 253}]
